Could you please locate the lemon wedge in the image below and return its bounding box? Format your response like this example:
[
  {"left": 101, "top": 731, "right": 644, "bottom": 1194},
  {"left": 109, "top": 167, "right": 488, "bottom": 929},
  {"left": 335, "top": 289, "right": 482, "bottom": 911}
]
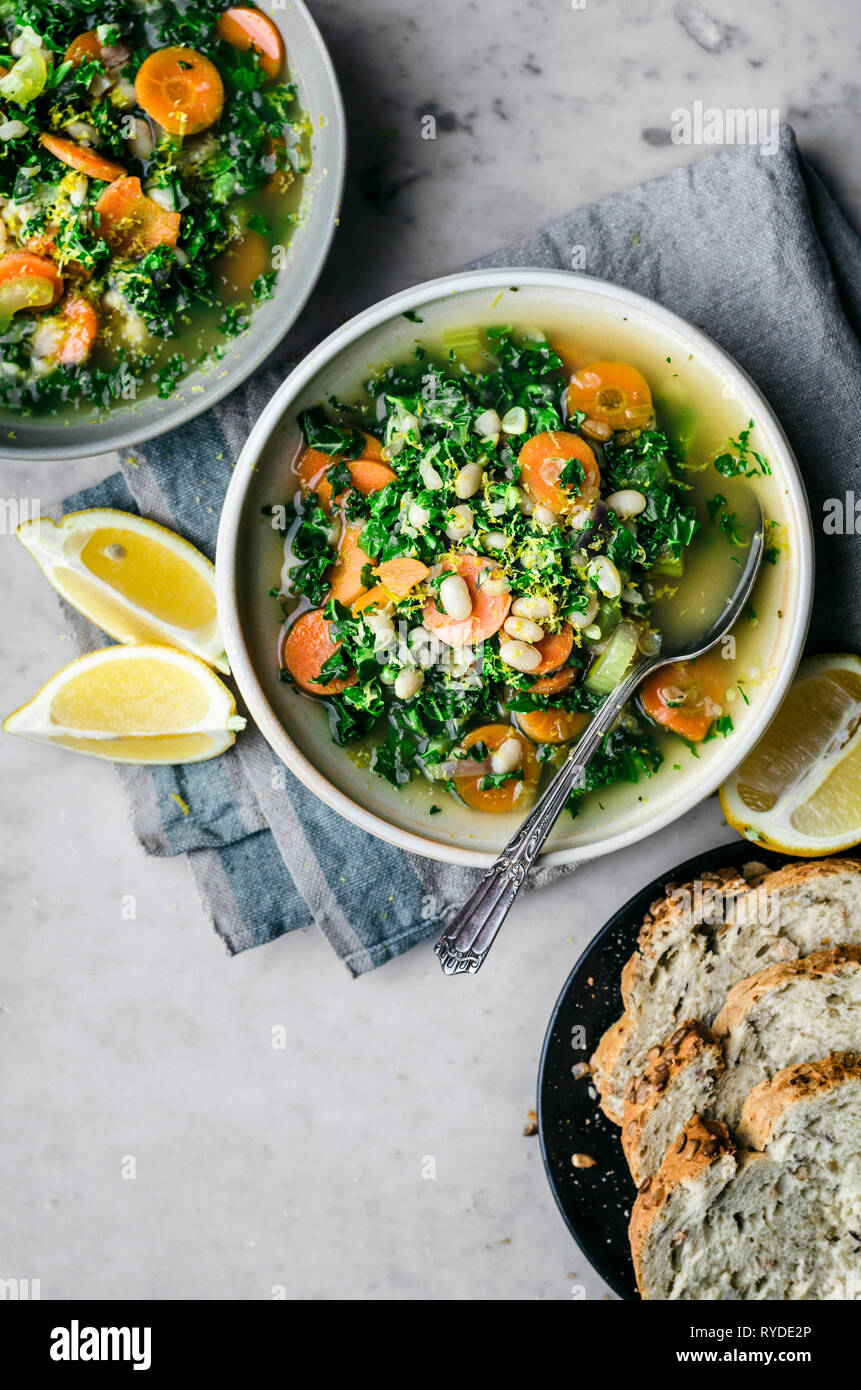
[
  {"left": 17, "top": 509, "right": 228, "bottom": 673},
  {"left": 720, "top": 653, "right": 861, "bottom": 855},
  {"left": 3, "top": 645, "right": 245, "bottom": 764}
]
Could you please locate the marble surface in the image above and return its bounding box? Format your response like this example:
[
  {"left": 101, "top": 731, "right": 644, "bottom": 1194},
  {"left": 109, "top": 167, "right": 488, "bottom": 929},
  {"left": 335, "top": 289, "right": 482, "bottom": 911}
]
[{"left": 1, "top": 0, "right": 858, "bottom": 1301}]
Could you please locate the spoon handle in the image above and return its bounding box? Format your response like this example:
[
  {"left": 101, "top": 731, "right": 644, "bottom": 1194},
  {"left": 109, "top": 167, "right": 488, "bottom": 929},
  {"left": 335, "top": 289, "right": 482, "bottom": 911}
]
[{"left": 434, "top": 657, "right": 652, "bottom": 975}]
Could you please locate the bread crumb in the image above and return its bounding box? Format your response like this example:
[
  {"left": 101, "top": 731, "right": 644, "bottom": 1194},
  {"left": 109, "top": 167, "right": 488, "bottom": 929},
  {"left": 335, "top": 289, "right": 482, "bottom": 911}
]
[
  {"left": 523, "top": 1109, "right": 538, "bottom": 1137},
  {"left": 571, "top": 1152, "right": 597, "bottom": 1169}
]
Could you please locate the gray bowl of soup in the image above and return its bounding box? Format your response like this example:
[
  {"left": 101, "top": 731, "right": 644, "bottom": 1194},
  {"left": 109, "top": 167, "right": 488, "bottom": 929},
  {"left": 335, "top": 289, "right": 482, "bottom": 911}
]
[
  {"left": 0, "top": 0, "right": 345, "bottom": 460},
  {"left": 216, "top": 269, "right": 814, "bottom": 867}
]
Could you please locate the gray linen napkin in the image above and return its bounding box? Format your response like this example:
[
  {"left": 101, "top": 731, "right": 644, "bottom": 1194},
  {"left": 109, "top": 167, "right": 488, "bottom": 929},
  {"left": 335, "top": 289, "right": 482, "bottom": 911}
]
[{"left": 61, "top": 127, "right": 860, "bottom": 972}]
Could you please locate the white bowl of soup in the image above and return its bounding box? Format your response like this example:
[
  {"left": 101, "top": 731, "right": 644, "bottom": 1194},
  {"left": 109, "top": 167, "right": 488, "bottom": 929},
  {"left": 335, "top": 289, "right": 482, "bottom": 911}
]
[
  {"left": 0, "top": 0, "right": 345, "bottom": 460},
  {"left": 216, "top": 269, "right": 814, "bottom": 867}
]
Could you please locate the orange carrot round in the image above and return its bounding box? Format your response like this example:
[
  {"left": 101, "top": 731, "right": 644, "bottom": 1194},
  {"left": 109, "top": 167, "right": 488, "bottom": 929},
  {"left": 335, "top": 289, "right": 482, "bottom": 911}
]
[
  {"left": 422, "top": 554, "right": 512, "bottom": 648},
  {"left": 296, "top": 440, "right": 394, "bottom": 513},
  {"left": 518, "top": 430, "right": 601, "bottom": 514},
  {"left": 456, "top": 724, "right": 540, "bottom": 813},
  {"left": 65, "top": 31, "right": 103, "bottom": 67},
  {"left": 326, "top": 523, "right": 373, "bottom": 607},
  {"left": 281, "top": 609, "right": 356, "bottom": 696},
  {"left": 566, "top": 360, "right": 653, "bottom": 431},
  {"left": 530, "top": 665, "right": 576, "bottom": 696},
  {"left": 54, "top": 295, "right": 99, "bottom": 364},
  {"left": 40, "top": 133, "right": 127, "bottom": 184},
  {"left": 372, "top": 557, "right": 429, "bottom": 599},
  {"left": 95, "top": 176, "right": 181, "bottom": 257},
  {"left": 531, "top": 622, "right": 574, "bottom": 676},
  {"left": 135, "top": 47, "right": 225, "bottom": 136},
  {"left": 216, "top": 6, "right": 284, "bottom": 79},
  {"left": 516, "top": 707, "right": 588, "bottom": 745},
  {"left": 639, "top": 657, "right": 726, "bottom": 742}
]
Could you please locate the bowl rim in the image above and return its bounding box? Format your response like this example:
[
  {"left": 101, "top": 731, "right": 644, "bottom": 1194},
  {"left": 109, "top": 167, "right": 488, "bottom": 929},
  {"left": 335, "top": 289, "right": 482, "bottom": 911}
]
[
  {"left": 216, "top": 267, "right": 815, "bottom": 868},
  {"left": 0, "top": 0, "right": 347, "bottom": 462}
]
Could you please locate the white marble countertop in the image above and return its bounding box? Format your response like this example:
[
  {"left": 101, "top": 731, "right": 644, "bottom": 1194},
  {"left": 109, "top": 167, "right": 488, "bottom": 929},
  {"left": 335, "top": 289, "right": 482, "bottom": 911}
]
[{"left": 1, "top": 0, "right": 857, "bottom": 1301}]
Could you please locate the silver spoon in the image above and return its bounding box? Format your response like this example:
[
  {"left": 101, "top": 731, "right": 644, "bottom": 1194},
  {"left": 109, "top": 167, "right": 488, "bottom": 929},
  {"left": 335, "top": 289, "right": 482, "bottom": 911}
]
[{"left": 434, "top": 504, "right": 764, "bottom": 975}]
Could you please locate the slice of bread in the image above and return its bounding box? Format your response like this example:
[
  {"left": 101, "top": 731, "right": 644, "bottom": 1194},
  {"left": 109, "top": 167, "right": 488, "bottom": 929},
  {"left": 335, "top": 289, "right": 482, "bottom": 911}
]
[
  {"left": 622, "top": 946, "right": 861, "bottom": 1184},
  {"left": 630, "top": 1053, "right": 861, "bottom": 1300},
  {"left": 591, "top": 859, "right": 861, "bottom": 1123}
]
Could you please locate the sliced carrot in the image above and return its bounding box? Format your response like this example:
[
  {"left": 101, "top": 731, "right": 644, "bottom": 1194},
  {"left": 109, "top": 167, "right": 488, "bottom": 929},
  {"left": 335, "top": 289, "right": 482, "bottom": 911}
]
[
  {"left": 530, "top": 665, "right": 576, "bottom": 696},
  {"left": 351, "top": 585, "right": 388, "bottom": 614},
  {"left": 65, "top": 31, "right": 104, "bottom": 67},
  {"left": 518, "top": 430, "right": 601, "bottom": 515},
  {"left": 281, "top": 609, "right": 356, "bottom": 696},
  {"left": 0, "top": 251, "right": 63, "bottom": 307},
  {"left": 95, "top": 176, "right": 181, "bottom": 257},
  {"left": 639, "top": 657, "right": 726, "bottom": 742},
  {"left": 53, "top": 294, "right": 99, "bottom": 364},
  {"left": 531, "top": 622, "right": 574, "bottom": 676},
  {"left": 212, "top": 228, "right": 268, "bottom": 298},
  {"left": 456, "top": 724, "right": 540, "bottom": 813},
  {"left": 296, "top": 441, "right": 394, "bottom": 513},
  {"left": 566, "top": 360, "right": 653, "bottom": 431},
  {"left": 216, "top": 6, "right": 284, "bottom": 79},
  {"left": 135, "top": 46, "right": 224, "bottom": 136},
  {"left": 373, "top": 557, "right": 429, "bottom": 598},
  {"left": 40, "top": 132, "right": 127, "bottom": 184},
  {"left": 326, "top": 523, "right": 372, "bottom": 607},
  {"left": 422, "top": 553, "right": 511, "bottom": 648},
  {"left": 516, "top": 708, "right": 588, "bottom": 745}
]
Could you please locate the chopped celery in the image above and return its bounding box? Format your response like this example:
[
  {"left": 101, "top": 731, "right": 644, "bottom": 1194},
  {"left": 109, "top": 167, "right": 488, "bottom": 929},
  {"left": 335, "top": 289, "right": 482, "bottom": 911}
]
[
  {"left": 651, "top": 545, "right": 684, "bottom": 578},
  {"left": 0, "top": 275, "right": 53, "bottom": 332},
  {"left": 595, "top": 595, "right": 621, "bottom": 638},
  {"left": 0, "top": 49, "right": 48, "bottom": 105},
  {"left": 442, "top": 326, "right": 482, "bottom": 360},
  {"left": 585, "top": 620, "right": 640, "bottom": 695}
]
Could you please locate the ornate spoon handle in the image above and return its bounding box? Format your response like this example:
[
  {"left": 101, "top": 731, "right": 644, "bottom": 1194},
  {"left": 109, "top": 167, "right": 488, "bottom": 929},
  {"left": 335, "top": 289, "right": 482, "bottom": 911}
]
[{"left": 434, "top": 658, "right": 651, "bottom": 974}]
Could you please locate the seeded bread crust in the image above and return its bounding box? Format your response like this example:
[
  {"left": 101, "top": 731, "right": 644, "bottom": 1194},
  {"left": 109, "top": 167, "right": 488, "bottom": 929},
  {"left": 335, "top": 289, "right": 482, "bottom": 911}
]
[
  {"left": 591, "top": 858, "right": 861, "bottom": 1123},
  {"left": 737, "top": 1050, "right": 861, "bottom": 1148},
  {"left": 621, "top": 947, "right": 861, "bottom": 1185},
  {"left": 621, "top": 1022, "right": 725, "bottom": 1185},
  {"left": 713, "top": 945, "right": 861, "bottom": 1036},
  {"left": 628, "top": 1116, "right": 735, "bottom": 1275},
  {"left": 630, "top": 1056, "right": 861, "bottom": 1299}
]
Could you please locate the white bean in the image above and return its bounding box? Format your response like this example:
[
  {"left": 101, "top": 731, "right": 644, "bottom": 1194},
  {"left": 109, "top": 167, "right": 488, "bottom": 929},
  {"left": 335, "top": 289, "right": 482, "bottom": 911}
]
[
  {"left": 395, "top": 667, "right": 424, "bottom": 700},
  {"left": 364, "top": 611, "right": 395, "bottom": 652},
  {"left": 568, "top": 594, "right": 599, "bottom": 629},
  {"left": 474, "top": 408, "right": 501, "bottom": 439},
  {"left": 419, "top": 458, "right": 444, "bottom": 490},
  {"left": 518, "top": 489, "right": 535, "bottom": 516},
  {"left": 501, "top": 406, "right": 528, "bottom": 435},
  {"left": 607, "top": 489, "right": 646, "bottom": 519},
  {"left": 147, "top": 185, "right": 176, "bottom": 212},
  {"left": 533, "top": 504, "right": 558, "bottom": 529},
  {"left": 439, "top": 573, "right": 472, "bottom": 621},
  {"left": 408, "top": 501, "right": 431, "bottom": 531},
  {"left": 454, "top": 461, "right": 483, "bottom": 499},
  {"left": 569, "top": 503, "right": 593, "bottom": 531},
  {"left": 482, "top": 530, "right": 508, "bottom": 551},
  {"left": 479, "top": 567, "right": 510, "bottom": 596},
  {"left": 445, "top": 504, "right": 474, "bottom": 540},
  {"left": 511, "top": 593, "right": 554, "bottom": 622},
  {"left": 491, "top": 737, "right": 523, "bottom": 775},
  {"left": 0, "top": 120, "right": 28, "bottom": 141},
  {"left": 504, "top": 615, "right": 545, "bottom": 643},
  {"left": 587, "top": 555, "right": 622, "bottom": 599},
  {"left": 408, "top": 625, "right": 432, "bottom": 649},
  {"left": 126, "top": 119, "right": 154, "bottom": 160},
  {"left": 499, "top": 639, "right": 541, "bottom": 673}
]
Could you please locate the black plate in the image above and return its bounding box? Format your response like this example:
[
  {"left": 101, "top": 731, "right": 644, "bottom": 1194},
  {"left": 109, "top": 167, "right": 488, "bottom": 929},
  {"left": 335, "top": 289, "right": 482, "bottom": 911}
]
[{"left": 536, "top": 842, "right": 800, "bottom": 1300}]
